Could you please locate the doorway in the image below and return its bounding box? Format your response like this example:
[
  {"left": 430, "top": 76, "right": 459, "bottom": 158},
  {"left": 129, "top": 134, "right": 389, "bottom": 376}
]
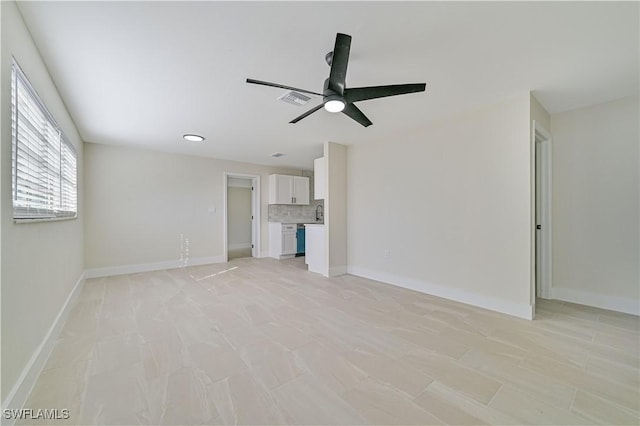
[
  {"left": 224, "top": 173, "right": 260, "bottom": 261},
  {"left": 534, "top": 121, "right": 552, "bottom": 302}
]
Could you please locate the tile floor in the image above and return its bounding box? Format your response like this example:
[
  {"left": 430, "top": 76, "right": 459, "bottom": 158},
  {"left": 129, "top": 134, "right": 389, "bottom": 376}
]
[{"left": 20, "top": 257, "right": 640, "bottom": 425}]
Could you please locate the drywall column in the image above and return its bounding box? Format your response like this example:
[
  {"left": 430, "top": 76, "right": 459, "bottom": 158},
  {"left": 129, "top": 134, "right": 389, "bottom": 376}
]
[{"left": 324, "top": 142, "right": 347, "bottom": 276}]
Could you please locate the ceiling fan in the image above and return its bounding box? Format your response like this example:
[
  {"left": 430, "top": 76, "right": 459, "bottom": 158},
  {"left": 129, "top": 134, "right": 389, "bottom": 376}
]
[{"left": 246, "top": 33, "right": 426, "bottom": 127}]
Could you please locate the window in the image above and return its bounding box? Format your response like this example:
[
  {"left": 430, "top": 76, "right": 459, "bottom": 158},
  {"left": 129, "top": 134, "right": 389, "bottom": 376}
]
[{"left": 11, "top": 59, "right": 77, "bottom": 220}]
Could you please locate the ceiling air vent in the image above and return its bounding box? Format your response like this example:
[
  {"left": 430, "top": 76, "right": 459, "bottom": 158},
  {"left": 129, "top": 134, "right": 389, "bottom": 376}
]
[{"left": 278, "top": 91, "right": 311, "bottom": 106}]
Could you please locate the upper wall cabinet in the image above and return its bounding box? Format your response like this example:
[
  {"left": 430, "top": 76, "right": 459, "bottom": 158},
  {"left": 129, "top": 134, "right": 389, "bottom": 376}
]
[
  {"left": 292, "top": 176, "right": 310, "bottom": 205},
  {"left": 269, "top": 174, "right": 309, "bottom": 205}
]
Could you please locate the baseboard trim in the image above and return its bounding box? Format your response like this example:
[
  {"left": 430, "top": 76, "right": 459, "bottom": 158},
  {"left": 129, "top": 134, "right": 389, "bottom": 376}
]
[
  {"left": 347, "top": 266, "right": 533, "bottom": 320},
  {"left": 228, "top": 243, "right": 251, "bottom": 250},
  {"left": 84, "top": 256, "right": 225, "bottom": 278},
  {"left": 552, "top": 287, "right": 639, "bottom": 315},
  {"left": 1, "top": 272, "right": 86, "bottom": 423}
]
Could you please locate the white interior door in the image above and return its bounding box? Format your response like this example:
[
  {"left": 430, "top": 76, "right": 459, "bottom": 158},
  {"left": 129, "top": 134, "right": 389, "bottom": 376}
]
[
  {"left": 535, "top": 124, "right": 552, "bottom": 299},
  {"left": 250, "top": 178, "right": 259, "bottom": 257}
]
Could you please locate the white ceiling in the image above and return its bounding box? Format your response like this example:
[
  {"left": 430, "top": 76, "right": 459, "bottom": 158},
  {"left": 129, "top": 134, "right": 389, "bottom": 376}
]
[{"left": 17, "top": 1, "right": 639, "bottom": 170}]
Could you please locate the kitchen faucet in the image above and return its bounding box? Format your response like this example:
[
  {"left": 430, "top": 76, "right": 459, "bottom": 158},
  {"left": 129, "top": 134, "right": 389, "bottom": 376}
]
[{"left": 315, "top": 204, "right": 324, "bottom": 222}]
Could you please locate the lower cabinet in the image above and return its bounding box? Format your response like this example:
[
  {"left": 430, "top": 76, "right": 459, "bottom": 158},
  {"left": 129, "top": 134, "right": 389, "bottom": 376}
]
[
  {"left": 282, "top": 227, "right": 297, "bottom": 255},
  {"left": 269, "top": 223, "right": 297, "bottom": 259}
]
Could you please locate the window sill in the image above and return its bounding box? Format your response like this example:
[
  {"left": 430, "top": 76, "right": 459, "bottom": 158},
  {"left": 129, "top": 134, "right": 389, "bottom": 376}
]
[{"left": 14, "top": 216, "right": 78, "bottom": 224}]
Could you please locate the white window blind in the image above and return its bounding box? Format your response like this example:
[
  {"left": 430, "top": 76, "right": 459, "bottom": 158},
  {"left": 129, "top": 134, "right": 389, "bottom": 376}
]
[{"left": 11, "top": 59, "right": 77, "bottom": 220}]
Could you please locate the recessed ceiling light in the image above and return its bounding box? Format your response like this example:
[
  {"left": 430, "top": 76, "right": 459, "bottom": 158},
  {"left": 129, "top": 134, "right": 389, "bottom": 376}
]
[{"left": 183, "top": 134, "right": 205, "bottom": 142}]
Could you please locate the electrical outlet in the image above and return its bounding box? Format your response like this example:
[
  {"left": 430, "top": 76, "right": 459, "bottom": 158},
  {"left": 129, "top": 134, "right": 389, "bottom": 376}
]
[{"left": 383, "top": 249, "right": 391, "bottom": 260}]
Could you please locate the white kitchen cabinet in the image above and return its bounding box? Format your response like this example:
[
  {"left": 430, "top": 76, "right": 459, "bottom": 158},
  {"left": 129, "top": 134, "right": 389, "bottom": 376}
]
[
  {"left": 292, "top": 176, "right": 309, "bottom": 204},
  {"left": 273, "top": 175, "right": 293, "bottom": 204},
  {"left": 269, "top": 174, "right": 309, "bottom": 205},
  {"left": 282, "top": 230, "right": 297, "bottom": 255},
  {"left": 269, "top": 223, "right": 297, "bottom": 259},
  {"left": 313, "top": 157, "right": 325, "bottom": 200}
]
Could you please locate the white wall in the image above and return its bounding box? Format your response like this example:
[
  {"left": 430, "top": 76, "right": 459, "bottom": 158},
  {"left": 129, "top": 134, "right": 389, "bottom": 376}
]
[
  {"left": 84, "top": 143, "right": 295, "bottom": 272},
  {"left": 348, "top": 93, "right": 533, "bottom": 318},
  {"left": 227, "top": 186, "right": 252, "bottom": 249},
  {"left": 550, "top": 95, "right": 639, "bottom": 313},
  {"left": 1, "top": 0, "right": 84, "bottom": 402}
]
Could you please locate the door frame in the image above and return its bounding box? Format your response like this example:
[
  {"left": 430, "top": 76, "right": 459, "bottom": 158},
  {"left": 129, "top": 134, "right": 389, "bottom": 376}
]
[
  {"left": 223, "top": 172, "right": 261, "bottom": 261},
  {"left": 533, "top": 121, "right": 553, "bottom": 300}
]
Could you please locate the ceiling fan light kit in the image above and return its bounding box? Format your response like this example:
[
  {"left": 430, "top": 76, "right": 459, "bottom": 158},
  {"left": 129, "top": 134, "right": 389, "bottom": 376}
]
[
  {"left": 247, "top": 33, "right": 426, "bottom": 127},
  {"left": 324, "top": 96, "right": 345, "bottom": 113}
]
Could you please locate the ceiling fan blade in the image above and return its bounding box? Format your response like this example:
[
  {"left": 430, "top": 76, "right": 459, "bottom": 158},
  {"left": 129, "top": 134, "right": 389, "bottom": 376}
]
[
  {"left": 342, "top": 103, "right": 372, "bottom": 127},
  {"left": 344, "top": 83, "right": 426, "bottom": 103},
  {"left": 328, "top": 33, "right": 352, "bottom": 95},
  {"left": 290, "top": 104, "right": 324, "bottom": 124},
  {"left": 246, "top": 78, "right": 322, "bottom": 96}
]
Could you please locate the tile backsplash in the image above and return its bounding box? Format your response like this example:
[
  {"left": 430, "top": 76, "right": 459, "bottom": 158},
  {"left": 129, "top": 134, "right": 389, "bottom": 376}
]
[
  {"left": 268, "top": 170, "right": 324, "bottom": 223},
  {"left": 268, "top": 202, "right": 323, "bottom": 223}
]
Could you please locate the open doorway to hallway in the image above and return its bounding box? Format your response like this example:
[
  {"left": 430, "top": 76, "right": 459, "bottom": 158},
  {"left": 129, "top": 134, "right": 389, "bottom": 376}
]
[{"left": 225, "top": 173, "right": 260, "bottom": 261}]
